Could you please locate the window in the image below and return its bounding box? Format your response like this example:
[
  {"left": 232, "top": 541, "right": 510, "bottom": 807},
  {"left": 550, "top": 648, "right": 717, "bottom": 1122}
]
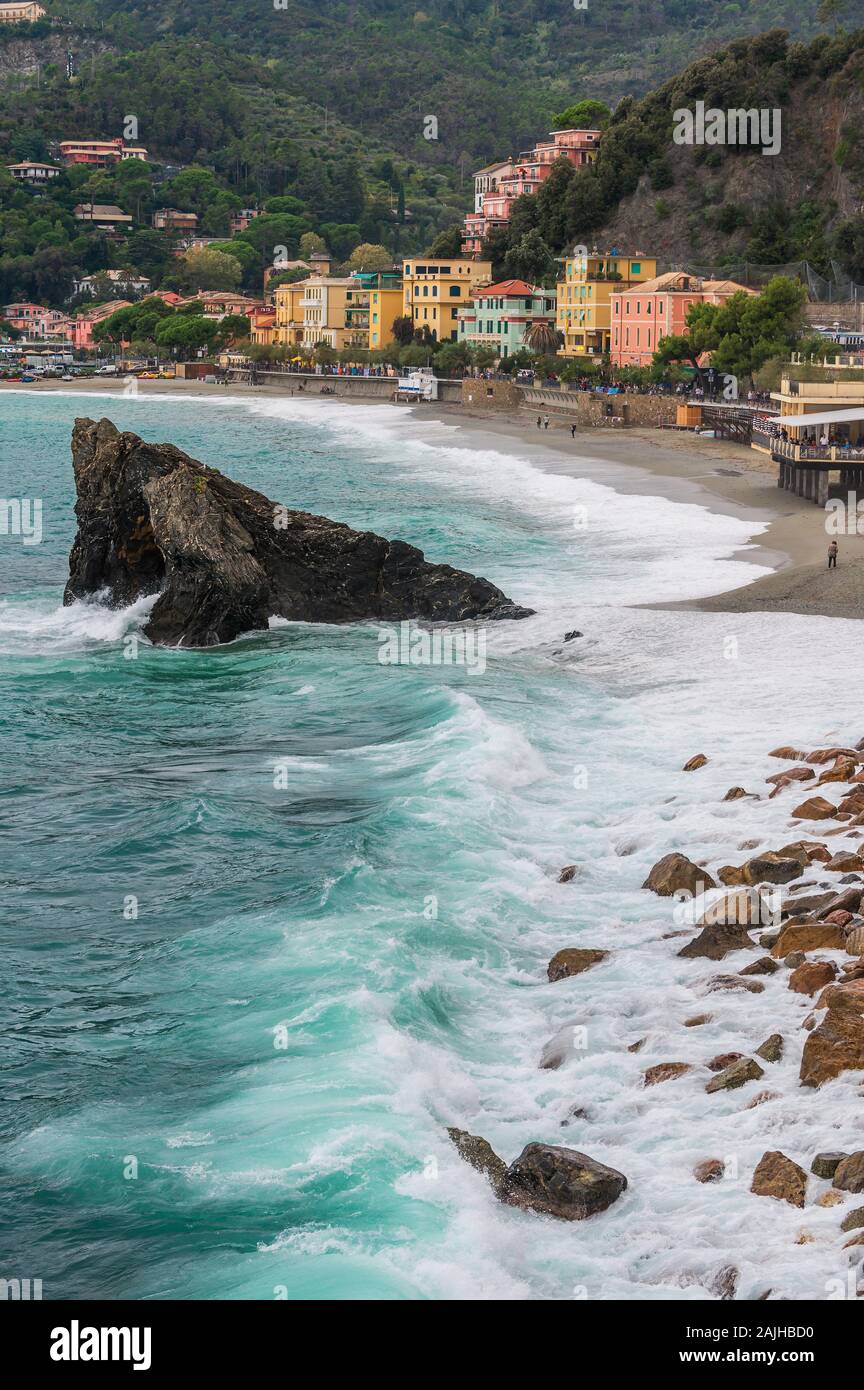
[
  {"left": 632, "top": 262, "right": 641, "bottom": 274},
  {"left": 449, "top": 286, "right": 461, "bottom": 296},
  {"left": 432, "top": 286, "right": 438, "bottom": 297}
]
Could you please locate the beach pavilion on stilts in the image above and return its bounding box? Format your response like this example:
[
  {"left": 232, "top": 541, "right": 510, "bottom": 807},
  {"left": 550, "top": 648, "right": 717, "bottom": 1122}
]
[{"left": 762, "top": 407, "right": 864, "bottom": 505}]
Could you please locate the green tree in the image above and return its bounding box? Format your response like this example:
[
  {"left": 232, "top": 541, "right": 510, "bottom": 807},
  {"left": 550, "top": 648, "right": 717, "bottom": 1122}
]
[
  {"left": 344, "top": 242, "right": 391, "bottom": 272},
  {"left": 504, "top": 228, "right": 556, "bottom": 284},
  {"left": 426, "top": 225, "right": 463, "bottom": 257},
  {"left": 180, "top": 247, "right": 243, "bottom": 292},
  {"left": 551, "top": 100, "right": 612, "bottom": 131}
]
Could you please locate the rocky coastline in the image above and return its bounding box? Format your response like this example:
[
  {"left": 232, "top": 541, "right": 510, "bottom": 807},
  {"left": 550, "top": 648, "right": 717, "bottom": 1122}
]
[{"left": 448, "top": 738, "right": 864, "bottom": 1296}]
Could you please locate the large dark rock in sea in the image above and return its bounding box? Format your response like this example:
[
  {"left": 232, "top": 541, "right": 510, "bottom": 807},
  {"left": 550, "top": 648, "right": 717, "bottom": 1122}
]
[{"left": 63, "top": 418, "right": 533, "bottom": 647}]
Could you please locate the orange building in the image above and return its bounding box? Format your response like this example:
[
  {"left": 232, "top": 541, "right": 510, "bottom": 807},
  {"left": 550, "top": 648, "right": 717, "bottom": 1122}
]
[
  {"left": 60, "top": 139, "right": 148, "bottom": 168},
  {"left": 610, "top": 272, "right": 755, "bottom": 367},
  {"left": 463, "top": 129, "right": 600, "bottom": 256}
]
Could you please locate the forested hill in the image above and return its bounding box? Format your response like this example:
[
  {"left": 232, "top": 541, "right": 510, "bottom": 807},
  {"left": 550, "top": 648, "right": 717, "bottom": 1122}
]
[{"left": 41, "top": 0, "right": 864, "bottom": 165}]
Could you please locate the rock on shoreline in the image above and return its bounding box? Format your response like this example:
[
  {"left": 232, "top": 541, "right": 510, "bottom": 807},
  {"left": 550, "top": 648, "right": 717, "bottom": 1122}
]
[{"left": 63, "top": 418, "right": 533, "bottom": 647}]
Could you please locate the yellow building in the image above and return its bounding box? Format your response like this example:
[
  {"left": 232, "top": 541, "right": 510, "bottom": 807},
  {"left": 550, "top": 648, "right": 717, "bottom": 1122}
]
[
  {"left": 402, "top": 257, "right": 492, "bottom": 343},
  {"left": 368, "top": 282, "right": 404, "bottom": 351},
  {"left": 273, "top": 276, "right": 369, "bottom": 351},
  {"left": 0, "top": 3, "right": 46, "bottom": 20},
  {"left": 557, "top": 250, "right": 657, "bottom": 358}
]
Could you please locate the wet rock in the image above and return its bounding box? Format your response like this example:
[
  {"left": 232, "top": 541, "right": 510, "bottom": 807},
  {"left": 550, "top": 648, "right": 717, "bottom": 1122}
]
[
  {"left": 841, "top": 1208, "right": 864, "bottom": 1233},
  {"left": 746, "top": 1090, "right": 779, "bottom": 1109},
  {"left": 447, "top": 1128, "right": 508, "bottom": 1193},
  {"left": 791, "top": 796, "right": 838, "bottom": 821},
  {"left": 698, "top": 887, "right": 776, "bottom": 928},
  {"left": 627, "top": 1038, "right": 645, "bottom": 1054},
  {"left": 751, "top": 1151, "right": 807, "bottom": 1208},
  {"left": 816, "top": 1190, "right": 844, "bottom": 1207},
  {"left": 502, "top": 1143, "right": 627, "bottom": 1221},
  {"left": 806, "top": 747, "right": 861, "bottom": 765},
  {"left": 759, "top": 928, "right": 782, "bottom": 949},
  {"left": 547, "top": 948, "right": 608, "bottom": 982},
  {"left": 800, "top": 985, "right": 864, "bottom": 1087},
  {"left": 818, "top": 756, "right": 858, "bottom": 785},
  {"left": 756, "top": 1033, "right": 784, "bottom": 1064},
  {"left": 678, "top": 921, "right": 755, "bottom": 961},
  {"left": 684, "top": 1013, "right": 712, "bottom": 1027},
  {"left": 785, "top": 950, "right": 807, "bottom": 969},
  {"left": 833, "top": 1152, "right": 864, "bottom": 1193},
  {"left": 723, "top": 787, "right": 753, "bottom": 802},
  {"left": 826, "top": 852, "right": 864, "bottom": 873},
  {"left": 705, "top": 1057, "right": 764, "bottom": 1092},
  {"left": 643, "top": 1062, "right": 692, "bottom": 1086},
  {"left": 788, "top": 960, "right": 838, "bottom": 995},
  {"left": 718, "top": 864, "right": 748, "bottom": 886},
  {"left": 766, "top": 766, "right": 815, "bottom": 787},
  {"left": 740, "top": 956, "right": 780, "bottom": 976},
  {"left": 557, "top": 864, "right": 579, "bottom": 883},
  {"left": 710, "top": 1265, "right": 739, "bottom": 1301},
  {"left": 847, "top": 926, "right": 864, "bottom": 956},
  {"left": 642, "top": 852, "right": 715, "bottom": 898},
  {"left": 707, "top": 1052, "right": 744, "bottom": 1072},
  {"left": 563, "top": 630, "right": 582, "bottom": 641},
  {"left": 811, "top": 1152, "right": 848, "bottom": 1179},
  {"left": 772, "top": 922, "right": 846, "bottom": 957},
  {"left": 707, "top": 975, "right": 765, "bottom": 994},
  {"left": 769, "top": 746, "right": 807, "bottom": 760},
  {"left": 826, "top": 909, "right": 855, "bottom": 929},
  {"left": 743, "top": 854, "right": 804, "bottom": 885},
  {"left": 539, "top": 1027, "right": 578, "bottom": 1070},
  {"left": 694, "top": 1158, "right": 725, "bottom": 1183},
  {"left": 683, "top": 753, "right": 708, "bottom": 771}
]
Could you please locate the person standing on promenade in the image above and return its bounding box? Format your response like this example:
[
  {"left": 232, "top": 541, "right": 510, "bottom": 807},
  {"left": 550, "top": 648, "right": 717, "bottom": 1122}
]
[
  {"left": 828, "top": 539, "right": 839, "bottom": 569},
  {"left": 536, "top": 415, "right": 542, "bottom": 429}
]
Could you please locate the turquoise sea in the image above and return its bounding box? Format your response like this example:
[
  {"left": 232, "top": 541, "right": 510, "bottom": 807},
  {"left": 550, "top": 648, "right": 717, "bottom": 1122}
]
[{"left": 2, "top": 390, "right": 863, "bottom": 1300}]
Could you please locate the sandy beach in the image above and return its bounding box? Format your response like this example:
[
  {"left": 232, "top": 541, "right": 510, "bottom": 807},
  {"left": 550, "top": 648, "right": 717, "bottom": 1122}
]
[{"left": 10, "top": 375, "right": 862, "bottom": 620}]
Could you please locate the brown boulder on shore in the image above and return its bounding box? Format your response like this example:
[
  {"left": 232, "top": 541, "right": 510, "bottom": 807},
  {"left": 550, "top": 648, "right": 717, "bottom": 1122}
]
[
  {"left": 705, "top": 1056, "right": 763, "bottom": 1092},
  {"left": 642, "top": 852, "right": 715, "bottom": 898},
  {"left": 502, "top": 1144, "right": 628, "bottom": 1221},
  {"left": 800, "top": 983, "right": 864, "bottom": 1087},
  {"left": 791, "top": 796, "right": 838, "bottom": 821},
  {"left": 447, "top": 1128, "right": 508, "bottom": 1193},
  {"left": 683, "top": 753, "right": 708, "bottom": 771},
  {"left": 769, "top": 746, "right": 808, "bottom": 761},
  {"left": 547, "top": 948, "right": 608, "bottom": 982},
  {"left": 788, "top": 960, "right": 837, "bottom": 995},
  {"left": 818, "top": 756, "right": 858, "bottom": 785},
  {"left": 833, "top": 1152, "right": 864, "bottom": 1192},
  {"left": 751, "top": 1151, "right": 807, "bottom": 1207},
  {"left": 643, "top": 1062, "right": 692, "bottom": 1086},
  {"left": 678, "top": 921, "right": 755, "bottom": 960},
  {"left": 772, "top": 922, "right": 846, "bottom": 958},
  {"left": 805, "top": 747, "right": 861, "bottom": 765}
]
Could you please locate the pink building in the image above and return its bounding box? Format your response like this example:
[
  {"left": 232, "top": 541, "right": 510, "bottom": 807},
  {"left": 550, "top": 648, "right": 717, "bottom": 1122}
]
[
  {"left": 2, "top": 302, "right": 73, "bottom": 340},
  {"left": 72, "top": 300, "right": 132, "bottom": 350},
  {"left": 610, "top": 272, "right": 755, "bottom": 367},
  {"left": 462, "top": 129, "right": 600, "bottom": 256}
]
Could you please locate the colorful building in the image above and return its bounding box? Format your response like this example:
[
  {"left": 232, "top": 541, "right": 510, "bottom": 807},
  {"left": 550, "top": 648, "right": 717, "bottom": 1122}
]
[
  {"left": 60, "top": 139, "right": 148, "bottom": 168},
  {"left": 556, "top": 250, "right": 657, "bottom": 358},
  {"left": 610, "top": 272, "right": 755, "bottom": 367},
  {"left": 457, "top": 279, "right": 556, "bottom": 358},
  {"left": 2, "top": 302, "right": 73, "bottom": 340},
  {"left": 462, "top": 129, "right": 600, "bottom": 256},
  {"left": 177, "top": 291, "right": 262, "bottom": 321},
  {"left": 229, "top": 208, "right": 260, "bottom": 236},
  {"left": 0, "top": 3, "right": 46, "bottom": 21},
  {"left": 71, "top": 300, "right": 132, "bottom": 351},
  {"left": 353, "top": 270, "right": 403, "bottom": 350},
  {"left": 402, "top": 258, "right": 492, "bottom": 343},
  {"left": 73, "top": 203, "right": 134, "bottom": 231},
  {"left": 6, "top": 160, "right": 60, "bottom": 185},
  {"left": 273, "top": 281, "right": 308, "bottom": 348},
  {"left": 249, "top": 306, "right": 276, "bottom": 346}
]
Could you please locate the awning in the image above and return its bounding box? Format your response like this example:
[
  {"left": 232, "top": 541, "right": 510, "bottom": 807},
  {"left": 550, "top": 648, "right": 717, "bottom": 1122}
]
[{"left": 767, "top": 407, "right": 864, "bottom": 427}]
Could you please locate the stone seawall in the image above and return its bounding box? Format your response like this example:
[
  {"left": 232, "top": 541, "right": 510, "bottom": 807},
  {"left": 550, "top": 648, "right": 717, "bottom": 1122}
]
[{"left": 520, "top": 387, "right": 678, "bottom": 428}]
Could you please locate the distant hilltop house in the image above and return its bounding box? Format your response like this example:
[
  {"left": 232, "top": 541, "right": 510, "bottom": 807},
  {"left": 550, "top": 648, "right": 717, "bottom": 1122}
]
[
  {"left": 60, "top": 139, "right": 148, "bottom": 168},
  {"left": 178, "top": 291, "right": 263, "bottom": 320},
  {"left": 462, "top": 128, "right": 601, "bottom": 257},
  {"left": 73, "top": 269, "right": 152, "bottom": 299},
  {"left": 3, "top": 301, "right": 73, "bottom": 340},
  {"left": 610, "top": 271, "right": 756, "bottom": 367},
  {"left": 0, "top": 3, "right": 46, "bottom": 21},
  {"left": 229, "top": 208, "right": 261, "bottom": 236},
  {"left": 74, "top": 203, "right": 134, "bottom": 232},
  {"left": 6, "top": 159, "right": 61, "bottom": 186},
  {"left": 457, "top": 279, "right": 557, "bottom": 357},
  {"left": 153, "top": 208, "right": 199, "bottom": 233}
]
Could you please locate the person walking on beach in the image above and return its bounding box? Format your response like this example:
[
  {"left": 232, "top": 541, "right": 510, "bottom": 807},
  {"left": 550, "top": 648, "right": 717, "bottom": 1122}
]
[
  {"left": 570, "top": 423, "right": 577, "bottom": 439},
  {"left": 828, "top": 539, "right": 838, "bottom": 569},
  {"left": 536, "top": 415, "right": 542, "bottom": 429},
  {"left": 543, "top": 415, "right": 549, "bottom": 430}
]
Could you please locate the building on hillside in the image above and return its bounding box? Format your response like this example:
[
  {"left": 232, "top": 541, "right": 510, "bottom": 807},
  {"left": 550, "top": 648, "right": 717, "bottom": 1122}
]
[
  {"left": 457, "top": 279, "right": 556, "bottom": 358},
  {"left": 556, "top": 249, "right": 657, "bottom": 358},
  {"left": 72, "top": 300, "right": 132, "bottom": 350},
  {"left": 0, "top": 3, "right": 46, "bottom": 21},
  {"left": 60, "top": 138, "right": 148, "bottom": 167},
  {"left": 6, "top": 159, "right": 60, "bottom": 185},
  {"left": 2, "top": 302, "right": 72, "bottom": 340},
  {"left": 229, "top": 208, "right": 260, "bottom": 235},
  {"left": 271, "top": 275, "right": 376, "bottom": 351},
  {"left": 177, "top": 291, "right": 262, "bottom": 320},
  {"left": 72, "top": 269, "right": 152, "bottom": 299},
  {"left": 273, "top": 281, "right": 307, "bottom": 348},
  {"left": 402, "top": 258, "right": 492, "bottom": 343},
  {"left": 73, "top": 203, "right": 134, "bottom": 232},
  {"left": 610, "top": 271, "right": 755, "bottom": 367},
  {"left": 152, "top": 208, "right": 199, "bottom": 233},
  {"left": 462, "top": 130, "right": 600, "bottom": 256}
]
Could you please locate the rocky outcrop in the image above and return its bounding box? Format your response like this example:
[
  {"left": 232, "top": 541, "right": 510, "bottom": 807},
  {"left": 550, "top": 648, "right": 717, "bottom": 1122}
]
[
  {"left": 678, "top": 921, "right": 754, "bottom": 960},
  {"left": 705, "top": 1056, "right": 763, "bottom": 1092},
  {"left": 800, "top": 982, "right": 864, "bottom": 1087},
  {"left": 447, "top": 1128, "right": 508, "bottom": 1193},
  {"left": 833, "top": 1152, "right": 864, "bottom": 1192},
  {"left": 642, "top": 852, "right": 714, "bottom": 898},
  {"left": 64, "top": 418, "right": 532, "bottom": 647},
  {"left": 502, "top": 1144, "right": 628, "bottom": 1220},
  {"left": 547, "top": 948, "right": 608, "bottom": 981},
  {"left": 751, "top": 1151, "right": 807, "bottom": 1208}
]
